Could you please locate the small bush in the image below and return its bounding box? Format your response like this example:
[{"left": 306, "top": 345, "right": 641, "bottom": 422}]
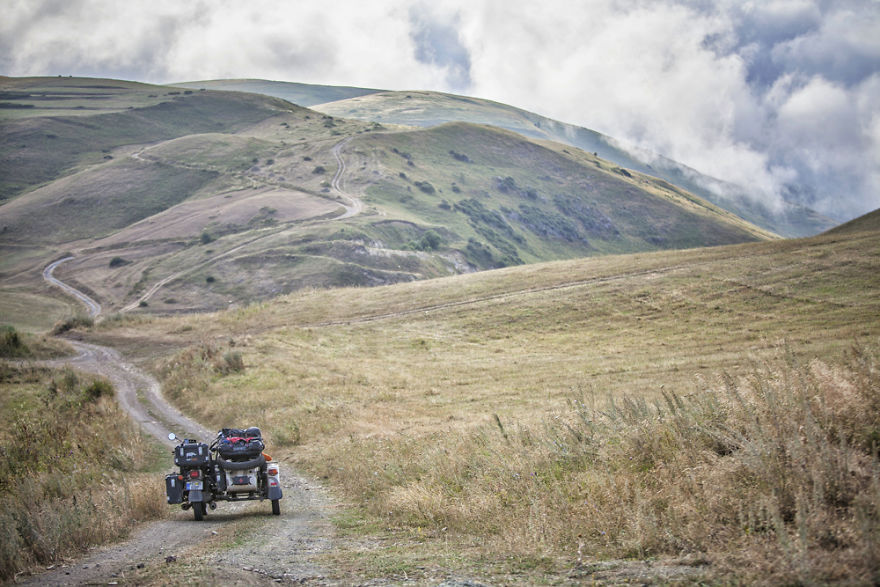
[
  {"left": 449, "top": 150, "right": 471, "bottom": 163},
  {"left": 200, "top": 231, "right": 214, "bottom": 245},
  {"left": 108, "top": 256, "right": 129, "bottom": 268},
  {"left": 84, "top": 378, "right": 113, "bottom": 400},
  {"left": 221, "top": 351, "right": 245, "bottom": 373},
  {"left": 0, "top": 326, "right": 28, "bottom": 358},
  {"left": 414, "top": 181, "right": 435, "bottom": 195},
  {"left": 408, "top": 230, "right": 443, "bottom": 251},
  {"left": 313, "top": 166, "right": 326, "bottom": 174},
  {"left": 51, "top": 315, "right": 94, "bottom": 335}
]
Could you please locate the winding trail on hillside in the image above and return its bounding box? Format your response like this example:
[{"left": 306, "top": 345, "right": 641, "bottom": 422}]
[
  {"left": 121, "top": 136, "right": 362, "bottom": 311},
  {"left": 26, "top": 265, "right": 336, "bottom": 585},
  {"left": 43, "top": 257, "right": 102, "bottom": 317},
  {"left": 331, "top": 137, "right": 363, "bottom": 219}
]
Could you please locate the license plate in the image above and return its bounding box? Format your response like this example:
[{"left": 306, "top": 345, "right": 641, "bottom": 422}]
[
  {"left": 185, "top": 480, "right": 203, "bottom": 491},
  {"left": 232, "top": 475, "right": 251, "bottom": 485}
]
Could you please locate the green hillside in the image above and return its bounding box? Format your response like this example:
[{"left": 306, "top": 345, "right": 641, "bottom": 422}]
[
  {"left": 347, "top": 122, "right": 770, "bottom": 266},
  {"left": 0, "top": 77, "right": 295, "bottom": 202},
  {"left": 174, "top": 79, "right": 834, "bottom": 238},
  {"left": 312, "top": 89, "right": 834, "bottom": 237},
  {"left": 1, "top": 76, "right": 774, "bottom": 320}
]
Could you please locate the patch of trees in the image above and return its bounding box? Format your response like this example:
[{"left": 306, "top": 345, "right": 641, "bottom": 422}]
[
  {"left": 553, "top": 194, "right": 619, "bottom": 238},
  {"left": 494, "top": 176, "right": 538, "bottom": 200},
  {"left": 391, "top": 147, "right": 414, "bottom": 166},
  {"left": 454, "top": 198, "right": 524, "bottom": 266},
  {"left": 448, "top": 150, "right": 470, "bottom": 163},
  {"left": 407, "top": 229, "right": 443, "bottom": 251},
  {"left": 506, "top": 205, "right": 587, "bottom": 244}
]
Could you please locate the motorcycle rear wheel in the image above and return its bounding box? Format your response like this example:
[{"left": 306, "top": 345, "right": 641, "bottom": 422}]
[
  {"left": 271, "top": 499, "right": 280, "bottom": 515},
  {"left": 193, "top": 502, "right": 205, "bottom": 521}
]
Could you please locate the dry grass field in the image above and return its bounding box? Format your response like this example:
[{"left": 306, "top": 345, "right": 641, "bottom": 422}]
[{"left": 83, "top": 224, "right": 880, "bottom": 583}]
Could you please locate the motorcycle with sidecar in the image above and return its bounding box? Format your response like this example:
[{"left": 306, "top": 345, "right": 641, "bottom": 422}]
[{"left": 165, "top": 427, "right": 282, "bottom": 520}]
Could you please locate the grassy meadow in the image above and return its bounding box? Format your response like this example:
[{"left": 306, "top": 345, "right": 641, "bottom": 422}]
[{"left": 83, "top": 225, "right": 880, "bottom": 583}]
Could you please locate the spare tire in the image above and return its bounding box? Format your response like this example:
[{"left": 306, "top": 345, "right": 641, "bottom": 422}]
[{"left": 217, "top": 454, "right": 266, "bottom": 470}]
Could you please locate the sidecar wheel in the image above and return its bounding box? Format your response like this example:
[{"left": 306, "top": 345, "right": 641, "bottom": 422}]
[
  {"left": 271, "top": 499, "right": 280, "bottom": 515},
  {"left": 193, "top": 502, "right": 205, "bottom": 521}
]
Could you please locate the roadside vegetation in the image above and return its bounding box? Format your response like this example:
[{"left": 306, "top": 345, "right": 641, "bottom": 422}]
[
  {"left": 80, "top": 226, "right": 880, "bottom": 583},
  {"left": 0, "top": 363, "right": 165, "bottom": 581}
]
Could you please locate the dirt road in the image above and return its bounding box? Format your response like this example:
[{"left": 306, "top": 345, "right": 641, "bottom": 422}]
[
  {"left": 43, "top": 257, "right": 102, "bottom": 318},
  {"left": 24, "top": 267, "right": 336, "bottom": 585}
]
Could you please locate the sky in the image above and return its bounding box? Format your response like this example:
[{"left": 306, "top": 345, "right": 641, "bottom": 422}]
[{"left": 2, "top": 0, "right": 879, "bottom": 221}]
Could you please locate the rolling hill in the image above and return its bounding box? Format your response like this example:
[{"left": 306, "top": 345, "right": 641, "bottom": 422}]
[
  {"left": 2, "top": 76, "right": 774, "bottom": 324},
  {"left": 183, "top": 79, "right": 834, "bottom": 238}
]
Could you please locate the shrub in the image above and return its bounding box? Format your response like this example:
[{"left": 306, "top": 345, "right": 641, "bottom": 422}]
[
  {"left": 221, "top": 351, "right": 245, "bottom": 373},
  {"left": 84, "top": 378, "right": 113, "bottom": 400},
  {"left": 414, "top": 181, "right": 435, "bottom": 195},
  {"left": 51, "top": 315, "right": 94, "bottom": 335},
  {"left": 0, "top": 326, "right": 28, "bottom": 358},
  {"left": 449, "top": 150, "right": 471, "bottom": 163},
  {"left": 108, "top": 256, "right": 129, "bottom": 268},
  {"left": 408, "top": 230, "right": 443, "bottom": 251},
  {"left": 313, "top": 166, "right": 326, "bottom": 174}
]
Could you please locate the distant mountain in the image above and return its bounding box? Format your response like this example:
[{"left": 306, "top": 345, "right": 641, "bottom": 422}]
[
  {"left": 0, "top": 76, "right": 774, "bottom": 316},
  {"left": 185, "top": 80, "right": 832, "bottom": 238},
  {"left": 175, "top": 79, "right": 380, "bottom": 108}
]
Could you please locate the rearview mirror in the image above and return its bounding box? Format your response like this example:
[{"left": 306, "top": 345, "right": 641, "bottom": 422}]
[{"left": 168, "top": 432, "right": 177, "bottom": 441}]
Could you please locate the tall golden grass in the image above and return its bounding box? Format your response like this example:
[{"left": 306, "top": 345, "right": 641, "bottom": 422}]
[
  {"left": 304, "top": 343, "right": 879, "bottom": 583},
  {"left": 0, "top": 364, "right": 165, "bottom": 581}
]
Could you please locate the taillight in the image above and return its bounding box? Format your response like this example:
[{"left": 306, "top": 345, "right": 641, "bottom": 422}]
[
  {"left": 189, "top": 470, "right": 200, "bottom": 478},
  {"left": 267, "top": 465, "right": 279, "bottom": 476}
]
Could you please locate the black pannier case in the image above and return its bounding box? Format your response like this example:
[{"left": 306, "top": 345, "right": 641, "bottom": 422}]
[
  {"left": 165, "top": 474, "right": 184, "bottom": 504},
  {"left": 174, "top": 441, "right": 211, "bottom": 466}
]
